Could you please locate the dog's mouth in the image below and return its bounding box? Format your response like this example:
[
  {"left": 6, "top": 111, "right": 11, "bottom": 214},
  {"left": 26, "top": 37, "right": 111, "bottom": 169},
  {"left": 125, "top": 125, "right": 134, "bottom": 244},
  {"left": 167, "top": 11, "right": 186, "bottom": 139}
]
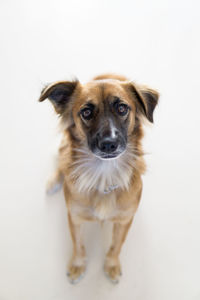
[
  {"left": 98, "top": 154, "right": 119, "bottom": 160},
  {"left": 93, "top": 149, "right": 125, "bottom": 160}
]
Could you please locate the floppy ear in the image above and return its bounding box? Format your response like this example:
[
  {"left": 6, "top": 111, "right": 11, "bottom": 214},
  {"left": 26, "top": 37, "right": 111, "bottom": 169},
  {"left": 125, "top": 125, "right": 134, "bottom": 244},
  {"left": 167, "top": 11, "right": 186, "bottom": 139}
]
[
  {"left": 125, "top": 82, "right": 159, "bottom": 123},
  {"left": 38, "top": 80, "right": 79, "bottom": 114}
]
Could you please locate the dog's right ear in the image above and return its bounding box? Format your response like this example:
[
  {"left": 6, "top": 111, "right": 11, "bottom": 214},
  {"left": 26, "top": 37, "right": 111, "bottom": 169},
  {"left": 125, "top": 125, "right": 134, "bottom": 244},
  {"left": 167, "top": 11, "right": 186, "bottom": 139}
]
[{"left": 38, "top": 80, "right": 79, "bottom": 114}]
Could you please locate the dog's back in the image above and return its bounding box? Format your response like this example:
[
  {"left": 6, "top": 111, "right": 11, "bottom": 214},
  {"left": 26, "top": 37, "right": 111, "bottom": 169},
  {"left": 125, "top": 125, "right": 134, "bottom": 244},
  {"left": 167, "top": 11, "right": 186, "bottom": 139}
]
[{"left": 93, "top": 73, "right": 128, "bottom": 82}]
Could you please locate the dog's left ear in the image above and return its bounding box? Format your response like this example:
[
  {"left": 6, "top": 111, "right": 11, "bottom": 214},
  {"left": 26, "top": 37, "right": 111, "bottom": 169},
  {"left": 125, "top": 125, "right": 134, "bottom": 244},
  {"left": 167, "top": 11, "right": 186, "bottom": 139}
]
[
  {"left": 124, "top": 82, "right": 159, "bottom": 123},
  {"left": 38, "top": 80, "right": 79, "bottom": 114}
]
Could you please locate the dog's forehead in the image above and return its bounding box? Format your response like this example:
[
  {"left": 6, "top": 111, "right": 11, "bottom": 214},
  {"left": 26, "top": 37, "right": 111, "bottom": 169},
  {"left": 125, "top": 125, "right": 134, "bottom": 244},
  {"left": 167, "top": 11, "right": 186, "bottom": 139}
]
[{"left": 79, "top": 80, "right": 127, "bottom": 105}]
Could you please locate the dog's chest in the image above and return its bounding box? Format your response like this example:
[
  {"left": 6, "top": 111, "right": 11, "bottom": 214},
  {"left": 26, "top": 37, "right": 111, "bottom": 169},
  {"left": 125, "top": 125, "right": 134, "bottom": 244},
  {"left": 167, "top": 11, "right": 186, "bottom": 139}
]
[
  {"left": 69, "top": 150, "right": 134, "bottom": 221},
  {"left": 71, "top": 193, "right": 119, "bottom": 221},
  {"left": 72, "top": 193, "right": 133, "bottom": 222},
  {"left": 91, "top": 193, "right": 117, "bottom": 220}
]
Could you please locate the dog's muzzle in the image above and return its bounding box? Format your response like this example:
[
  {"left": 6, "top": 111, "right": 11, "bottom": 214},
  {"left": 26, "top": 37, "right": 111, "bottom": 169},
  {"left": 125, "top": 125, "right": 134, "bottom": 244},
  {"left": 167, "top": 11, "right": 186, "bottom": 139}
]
[
  {"left": 91, "top": 134, "right": 126, "bottom": 159},
  {"left": 97, "top": 136, "right": 119, "bottom": 154},
  {"left": 88, "top": 123, "right": 127, "bottom": 159}
]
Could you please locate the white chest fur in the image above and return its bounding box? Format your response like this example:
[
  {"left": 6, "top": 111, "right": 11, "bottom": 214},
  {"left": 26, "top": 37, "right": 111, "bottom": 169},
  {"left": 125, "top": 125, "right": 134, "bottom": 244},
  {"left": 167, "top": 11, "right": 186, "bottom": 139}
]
[{"left": 70, "top": 146, "right": 136, "bottom": 195}]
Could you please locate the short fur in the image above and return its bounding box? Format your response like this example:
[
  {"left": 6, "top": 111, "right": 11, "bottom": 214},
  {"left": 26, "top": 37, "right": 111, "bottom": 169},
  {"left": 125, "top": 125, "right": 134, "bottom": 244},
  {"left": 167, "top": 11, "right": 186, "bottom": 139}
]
[{"left": 39, "top": 73, "right": 159, "bottom": 283}]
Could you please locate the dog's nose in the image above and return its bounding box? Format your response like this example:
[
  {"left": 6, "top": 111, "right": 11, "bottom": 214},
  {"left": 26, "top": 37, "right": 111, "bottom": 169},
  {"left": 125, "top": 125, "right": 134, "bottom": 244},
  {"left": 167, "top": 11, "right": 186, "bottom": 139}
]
[{"left": 98, "top": 137, "right": 118, "bottom": 153}]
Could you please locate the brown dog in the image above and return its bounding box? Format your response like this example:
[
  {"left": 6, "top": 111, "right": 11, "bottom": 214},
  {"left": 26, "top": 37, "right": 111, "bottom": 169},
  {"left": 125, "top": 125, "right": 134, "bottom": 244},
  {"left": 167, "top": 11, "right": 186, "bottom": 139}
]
[{"left": 39, "top": 74, "right": 159, "bottom": 284}]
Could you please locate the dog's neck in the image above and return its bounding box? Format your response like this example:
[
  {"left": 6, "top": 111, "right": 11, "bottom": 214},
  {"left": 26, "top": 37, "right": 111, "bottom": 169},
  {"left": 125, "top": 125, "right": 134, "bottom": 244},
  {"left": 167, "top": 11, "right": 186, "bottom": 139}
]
[{"left": 70, "top": 145, "right": 137, "bottom": 194}]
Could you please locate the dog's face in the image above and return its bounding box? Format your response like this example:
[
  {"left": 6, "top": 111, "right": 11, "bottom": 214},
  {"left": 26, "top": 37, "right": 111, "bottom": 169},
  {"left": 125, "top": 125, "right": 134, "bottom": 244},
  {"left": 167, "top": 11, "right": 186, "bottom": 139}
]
[
  {"left": 73, "top": 81, "right": 135, "bottom": 160},
  {"left": 39, "top": 78, "right": 158, "bottom": 159}
]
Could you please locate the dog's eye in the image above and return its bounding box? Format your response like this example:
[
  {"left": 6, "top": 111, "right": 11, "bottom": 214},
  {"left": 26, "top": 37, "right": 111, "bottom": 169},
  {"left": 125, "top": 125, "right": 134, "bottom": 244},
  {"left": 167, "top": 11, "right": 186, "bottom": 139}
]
[
  {"left": 116, "top": 103, "right": 129, "bottom": 116},
  {"left": 80, "top": 107, "right": 93, "bottom": 120}
]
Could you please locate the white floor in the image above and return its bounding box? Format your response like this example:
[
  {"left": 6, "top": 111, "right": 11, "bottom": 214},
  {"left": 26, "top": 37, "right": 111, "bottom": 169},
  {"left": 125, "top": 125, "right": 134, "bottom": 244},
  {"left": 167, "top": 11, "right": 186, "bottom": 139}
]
[{"left": 0, "top": 1, "right": 200, "bottom": 299}]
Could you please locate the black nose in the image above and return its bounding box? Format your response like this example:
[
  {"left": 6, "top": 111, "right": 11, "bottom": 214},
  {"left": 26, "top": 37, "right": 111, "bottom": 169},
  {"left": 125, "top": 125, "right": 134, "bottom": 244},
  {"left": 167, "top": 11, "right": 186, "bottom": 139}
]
[{"left": 98, "top": 138, "right": 118, "bottom": 153}]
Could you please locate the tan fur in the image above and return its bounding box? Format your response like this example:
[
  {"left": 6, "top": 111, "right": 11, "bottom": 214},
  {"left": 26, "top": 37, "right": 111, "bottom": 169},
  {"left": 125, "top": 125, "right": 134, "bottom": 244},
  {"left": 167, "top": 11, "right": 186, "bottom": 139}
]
[{"left": 39, "top": 73, "right": 159, "bottom": 283}]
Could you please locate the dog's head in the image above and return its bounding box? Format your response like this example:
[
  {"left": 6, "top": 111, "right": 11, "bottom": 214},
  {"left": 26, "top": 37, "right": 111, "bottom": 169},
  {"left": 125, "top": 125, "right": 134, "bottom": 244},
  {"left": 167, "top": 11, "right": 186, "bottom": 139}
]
[{"left": 39, "top": 76, "right": 159, "bottom": 160}]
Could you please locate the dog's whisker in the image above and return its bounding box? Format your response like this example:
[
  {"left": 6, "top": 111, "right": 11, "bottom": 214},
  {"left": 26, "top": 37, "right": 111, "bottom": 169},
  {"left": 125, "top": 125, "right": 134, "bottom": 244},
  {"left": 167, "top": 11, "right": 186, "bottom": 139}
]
[{"left": 73, "top": 148, "right": 90, "bottom": 154}]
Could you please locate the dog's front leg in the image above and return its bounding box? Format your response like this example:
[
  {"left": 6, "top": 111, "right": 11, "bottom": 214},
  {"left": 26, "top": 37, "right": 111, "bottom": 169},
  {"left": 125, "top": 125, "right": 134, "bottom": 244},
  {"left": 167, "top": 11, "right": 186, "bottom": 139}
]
[
  {"left": 67, "top": 212, "right": 86, "bottom": 284},
  {"left": 104, "top": 218, "right": 133, "bottom": 283}
]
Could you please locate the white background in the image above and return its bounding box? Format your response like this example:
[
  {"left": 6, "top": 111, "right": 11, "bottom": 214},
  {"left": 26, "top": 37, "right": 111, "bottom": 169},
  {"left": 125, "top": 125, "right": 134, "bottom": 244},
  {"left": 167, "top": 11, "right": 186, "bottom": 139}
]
[{"left": 0, "top": 0, "right": 200, "bottom": 299}]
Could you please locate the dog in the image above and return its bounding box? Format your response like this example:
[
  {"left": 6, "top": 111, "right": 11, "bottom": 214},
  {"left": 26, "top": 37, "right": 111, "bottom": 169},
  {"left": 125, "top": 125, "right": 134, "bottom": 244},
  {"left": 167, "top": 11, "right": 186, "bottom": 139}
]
[{"left": 39, "top": 73, "right": 159, "bottom": 284}]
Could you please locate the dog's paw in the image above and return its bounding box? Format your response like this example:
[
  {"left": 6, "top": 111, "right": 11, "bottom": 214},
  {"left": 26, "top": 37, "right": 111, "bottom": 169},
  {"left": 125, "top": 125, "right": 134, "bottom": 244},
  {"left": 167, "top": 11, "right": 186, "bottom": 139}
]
[
  {"left": 46, "top": 182, "right": 62, "bottom": 195},
  {"left": 46, "top": 172, "right": 63, "bottom": 195},
  {"left": 104, "top": 258, "right": 122, "bottom": 284},
  {"left": 67, "top": 264, "right": 86, "bottom": 284}
]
